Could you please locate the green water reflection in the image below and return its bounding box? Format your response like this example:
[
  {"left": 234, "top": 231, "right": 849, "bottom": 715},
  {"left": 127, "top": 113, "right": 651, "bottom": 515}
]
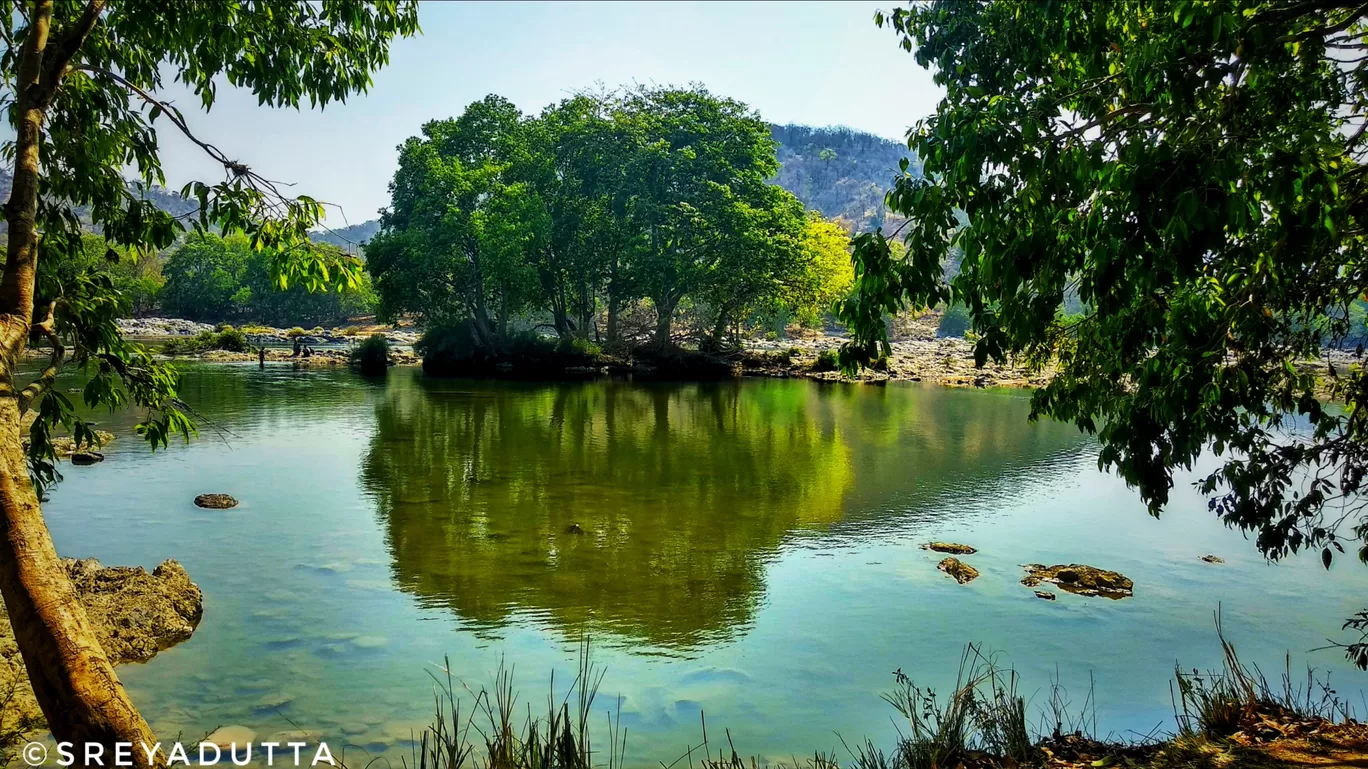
[{"left": 360, "top": 376, "right": 1084, "bottom": 650}]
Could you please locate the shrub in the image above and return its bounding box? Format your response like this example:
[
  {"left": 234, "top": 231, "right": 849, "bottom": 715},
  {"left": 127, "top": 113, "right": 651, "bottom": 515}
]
[
  {"left": 812, "top": 349, "right": 839, "bottom": 372},
  {"left": 557, "top": 336, "right": 602, "bottom": 358},
  {"left": 350, "top": 334, "right": 390, "bottom": 375},
  {"left": 161, "top": 328, "right": 250, "bottom": 355},
  {"left": 285, "top": 327, "right": 308, "bottom": 338},
  {"left": 937, "top": 303, "right": 972, "bottom": 338}
]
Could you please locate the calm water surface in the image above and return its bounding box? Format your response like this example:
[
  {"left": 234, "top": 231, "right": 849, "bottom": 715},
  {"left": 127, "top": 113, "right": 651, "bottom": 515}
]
[{"left": 42, "top": 365, "right": 1368, "bottom": 764}]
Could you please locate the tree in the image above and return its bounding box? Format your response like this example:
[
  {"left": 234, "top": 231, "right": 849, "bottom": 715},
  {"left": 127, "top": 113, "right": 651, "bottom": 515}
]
[
  {"left": 0, "top": 0, "right": 417, "bottom": 759},
  {"left": 367, "top": 95, "right": 537, "bottom": 351},
  {"left": 840, "top": 0, "right": 1368, "bottom": 666},
  {"left": 614, "top": 86, "right": 788, "bottom": 347},
  {"left": 161, "top": 233, "right": 374, "bottom": 325},
  {"left": 782, "top": 213, "right": 854, "bottom": 329}
]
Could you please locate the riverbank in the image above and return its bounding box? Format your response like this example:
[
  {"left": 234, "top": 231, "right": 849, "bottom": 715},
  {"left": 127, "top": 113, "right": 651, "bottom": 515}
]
[{"left": 116, "top": 315, "right": 1046, "bottom": 388}]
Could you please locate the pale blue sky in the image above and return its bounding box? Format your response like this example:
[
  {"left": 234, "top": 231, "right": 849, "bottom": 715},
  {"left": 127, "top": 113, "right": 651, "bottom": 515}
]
[{"left": 151, "top": 1, "right": 942, "bottom": 225}]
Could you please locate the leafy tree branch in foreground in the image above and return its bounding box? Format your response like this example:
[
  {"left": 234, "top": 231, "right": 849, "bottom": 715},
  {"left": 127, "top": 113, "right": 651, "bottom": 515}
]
[
  {"left": 839, "top": 0, "right": 1368, "bottom": 667},
  {"left": 0, "top": 0, "right": 417, "bottom": 761}
]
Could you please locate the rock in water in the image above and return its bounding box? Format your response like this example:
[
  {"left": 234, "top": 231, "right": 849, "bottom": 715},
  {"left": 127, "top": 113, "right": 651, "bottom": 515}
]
[
  {"left": 0, "top": 558, "right": 203, "bottom": 739},
  {"left": 1200, "top": 554, "right": 1225, "bottom": 564},
  {"left": 921, "top": 542, "right": 978, "bottom": 555},
  {"left": 1034, "top": 590, "right": 1057, "bottom": 601},
  {"left": 70, "top": 451, "right": 104, "bottom": 465},
  {"left": 64, "top": 558, "right": 204, "bottom": 663},
  {"left": 194, "top": 493, "right": 238, "bottom": 509},
  {"left": 937, "top": 557, "right": 980, "bottom": 584},
  {"left": 1021, "top": 563, "right": 1133, "bottom": 598}
]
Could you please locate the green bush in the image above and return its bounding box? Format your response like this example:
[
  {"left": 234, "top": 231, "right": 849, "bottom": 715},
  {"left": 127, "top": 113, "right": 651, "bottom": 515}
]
[
  {"left": 557, "top": 336, "right": 602, "bottom": 358},
  {"left": 161, "top": 328, "right": 250, "bottom": 355},
  {"left": 937, "top": 303, "right": 972, "bottom": 338},
  {"left": 812, "top": 349, "right": 839, "bottom": 372},
  {"left": 350, "top": 334, "right": 390, "bottom": 375}
]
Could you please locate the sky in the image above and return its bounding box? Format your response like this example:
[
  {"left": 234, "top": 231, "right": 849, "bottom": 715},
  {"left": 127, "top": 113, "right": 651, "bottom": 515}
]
[{"left": 147, "top": 1, "right": 944, "bottom": 226}]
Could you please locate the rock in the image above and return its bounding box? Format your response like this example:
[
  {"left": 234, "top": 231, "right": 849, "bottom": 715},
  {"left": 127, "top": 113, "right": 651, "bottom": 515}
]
[
  {"left": 340, "top": 723, "right": 370, "bottom": 736},
  {"left": 921, "top": 542, "right": 977, "bottom": 555},
  {"left": 1034, "top": 590, "right": 1056, "bottom": 601},
  {"left": 0, "top": 559, "right": 203, "bottom": 740},
  {"left": 194, "top": 493, "right": 238, "bottom": 509},
  {"left": 70, "top": 451, "right": 104, "bottom": 465},
  {"left": 1021, "top": 563, "right": 1133, "bottom": 598},
  {"left": 266, "top": 729, "right": 321, "bottom": 745},
  {"left": 64, "top": 558, "right": 204, "bottom": 663},
  {"left": 565, "top": 523, "right": 585, "bottom": 535},
  {"left": 206, "top": 726, "right": 256, "bottom": 749},
  {"left": 351, "top": 635, "right": 387, "bottom": 649},
  {"left": 1200, "top": 554, "right": 1225, "bottom": 564},
  {"left": 937, "top": 557, "right": 980, "bottom": 584},
  {"left": 255, "top": 692, "right": 294, "bottom": 711}
]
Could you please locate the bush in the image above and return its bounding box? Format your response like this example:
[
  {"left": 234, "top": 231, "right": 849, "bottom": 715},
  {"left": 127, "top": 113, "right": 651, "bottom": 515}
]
[
  {"left": 161, "top": 328, "right": 250, "bottom": 355},
  {"left": 285, "top": 327, "right": 308, "bottom": 339},
  {"left": 812, "top": 349, "right": 839, "bottom": 372},
  {"left": 937, "top": 303, "right": 972, "bottom": 338},
  {"left": 350, "top": 334, "right": 390, "bottom": 375},
  {"left": 557, "top": 336, "right": 602, "bottom": 358}
]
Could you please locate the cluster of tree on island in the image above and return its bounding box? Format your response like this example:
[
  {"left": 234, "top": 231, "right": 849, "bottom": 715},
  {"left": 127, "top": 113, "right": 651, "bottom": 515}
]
[
  {"left": 7, "top": 116, "right": 912, "bottom": 343},
  {"left": 366, "top": 87, "right": 856, "bottom": 359}
]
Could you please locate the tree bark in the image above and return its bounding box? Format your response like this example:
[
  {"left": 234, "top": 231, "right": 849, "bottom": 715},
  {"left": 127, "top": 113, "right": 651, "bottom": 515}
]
[
  {"left": 0, "top": 2, "right": 162, "bottom": 764},
  {"left": 652, "top": 295, "right": 678, "bottom": 349}
]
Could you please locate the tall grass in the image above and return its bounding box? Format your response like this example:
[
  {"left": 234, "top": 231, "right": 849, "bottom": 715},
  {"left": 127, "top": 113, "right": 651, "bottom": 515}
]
[
  {"left": 376, "top": 625, "right": 1357, "bottom": 769},
  {"left": 398, "top": 638, "right": 625, "bottom": 769},
  {"left": 1172, "top": 612, "right": 1355, "bottom": 739}
]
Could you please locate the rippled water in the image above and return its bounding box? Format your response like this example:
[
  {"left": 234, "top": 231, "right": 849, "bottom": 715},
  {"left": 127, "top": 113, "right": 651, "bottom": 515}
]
[{"left": 40, "top": 364, "right": 1368, "bottom": 764}]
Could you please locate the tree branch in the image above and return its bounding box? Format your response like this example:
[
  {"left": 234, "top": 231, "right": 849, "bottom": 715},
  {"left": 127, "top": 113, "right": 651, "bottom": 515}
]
[
  {"left": 17, "top": 301, "right": 64, "bottom": 415},
  {"left": 35, "top": 0, "right": 105, "bottom": 106}
]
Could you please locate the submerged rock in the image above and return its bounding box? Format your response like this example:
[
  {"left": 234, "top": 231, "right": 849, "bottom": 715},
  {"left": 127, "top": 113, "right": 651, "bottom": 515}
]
[
  {"left": 1034, "top": 590, "right": 1057, "bottom": 601},
  {"left": 0, "top": 558, "right": 203, "bottom": 739},
  {"left": 194, "top": 493, "right": 238, "bottom": 509},
  {"left": 206, "top": 726, "right": 256, "bottom": 749},
  {"left": 922, "top": 542, "right": 977, "bottom": 555},
  {"left": 1021, "top": 563, "right": 1133, "bottom": 598},
  {"left": 1200, "top": 554, "right": 1225, "bottom": 564},
  {"left": 937, "top": 557, "right": 980, "bottom": 584}
]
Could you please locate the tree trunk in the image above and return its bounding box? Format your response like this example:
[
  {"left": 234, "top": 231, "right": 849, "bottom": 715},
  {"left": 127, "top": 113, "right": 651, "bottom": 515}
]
[
  {"left": 0, "top": 399, "right": 161, "bottom": 767},
  {"left": 652, "top": 296, "right": 678, "bottom": 349},
  {"left": 0, "top": 2, "right": 162, "bottom": 765}
]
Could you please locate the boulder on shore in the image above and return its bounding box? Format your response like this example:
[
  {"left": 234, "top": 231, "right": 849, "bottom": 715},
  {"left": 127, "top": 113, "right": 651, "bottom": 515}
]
[
  {"left": 937, "top": 557, "right": 980, "bottom": 584},
  {"left": 1021, "top": 563, "right": 1133, "bottom": 598},
  {"left": 0, "top": 558, "right": 203, "bottom": 740},
  {"left": 922, "top": 542, "right": 978, "bottom": 555}
]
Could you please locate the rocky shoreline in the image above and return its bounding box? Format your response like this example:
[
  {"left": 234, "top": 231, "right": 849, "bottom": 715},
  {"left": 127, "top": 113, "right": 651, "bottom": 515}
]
[
  {"left": 117, "top": 315, "right": 1046, "bottom": 388},
  {"left": 0, "top": 559, "right": 203, "bottom": 743}
]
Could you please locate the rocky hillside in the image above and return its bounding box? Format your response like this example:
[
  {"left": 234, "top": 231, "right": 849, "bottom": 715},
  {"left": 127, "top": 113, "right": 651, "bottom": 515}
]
[{"left": 769, "top": 123, "right": 918, "bottom": 232}]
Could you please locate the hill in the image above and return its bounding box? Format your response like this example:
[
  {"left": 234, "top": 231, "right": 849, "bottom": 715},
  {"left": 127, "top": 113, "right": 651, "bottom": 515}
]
[
  {"left": 309, "top": 219, "right": 380, "bottom": 251},
  {"left": 769, "top": 123, "right": 918, "bottom": 232}
]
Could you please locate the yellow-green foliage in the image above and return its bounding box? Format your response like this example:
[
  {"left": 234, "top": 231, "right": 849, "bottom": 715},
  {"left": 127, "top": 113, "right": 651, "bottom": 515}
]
[{"left": 786, "top": 214, "right": 855, "bottom": 327}]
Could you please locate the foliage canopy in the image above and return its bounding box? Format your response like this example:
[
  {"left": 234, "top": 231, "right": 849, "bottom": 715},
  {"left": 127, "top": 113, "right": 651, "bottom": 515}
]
[{"left": 840, "top": 0, "right": 1368, "bottom": 666}]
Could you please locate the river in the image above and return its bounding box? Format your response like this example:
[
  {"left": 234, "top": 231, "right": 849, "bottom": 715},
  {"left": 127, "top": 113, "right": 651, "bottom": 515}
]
[{"left": 42, "top": 364, "right": 1368, "bottom": 764}]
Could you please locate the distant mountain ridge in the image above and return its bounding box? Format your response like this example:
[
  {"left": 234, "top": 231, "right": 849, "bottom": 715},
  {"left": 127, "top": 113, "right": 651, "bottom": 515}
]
[{"left": 0, "top": 122, "right": 913, "bottom": 245}]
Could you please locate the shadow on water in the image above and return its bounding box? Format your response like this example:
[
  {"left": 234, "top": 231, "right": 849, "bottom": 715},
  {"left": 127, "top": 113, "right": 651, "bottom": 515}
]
[{"left": 358, "top": 373, "right": 1089, "bottom": 652}]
